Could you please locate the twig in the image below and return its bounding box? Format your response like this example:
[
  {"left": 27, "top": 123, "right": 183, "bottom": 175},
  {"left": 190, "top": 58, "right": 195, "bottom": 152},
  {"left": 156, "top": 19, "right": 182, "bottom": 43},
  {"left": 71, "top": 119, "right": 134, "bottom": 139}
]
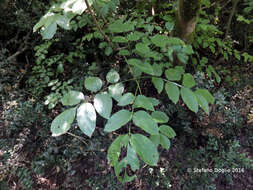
[
  {"left": 67, "top": 132, "right": 88, "bottom": 145},
  {"left": 225, "top": 0, "right": 240, "bottom": 39},
  {"left": 7, "top": 31, "right": 31, "bottom": 62},
  {"left": 83, "top": 0, "right": 142, "bottom": 94},
  {"left": 84, "top": 0, "right": 115, "bottom": 50}
]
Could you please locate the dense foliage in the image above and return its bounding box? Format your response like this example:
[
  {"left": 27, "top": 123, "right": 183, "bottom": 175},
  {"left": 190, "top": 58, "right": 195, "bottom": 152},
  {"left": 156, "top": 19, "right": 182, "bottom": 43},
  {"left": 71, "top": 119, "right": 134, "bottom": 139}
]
[{"left": 0, "top": 0, "right": 253, "bottom": 189}]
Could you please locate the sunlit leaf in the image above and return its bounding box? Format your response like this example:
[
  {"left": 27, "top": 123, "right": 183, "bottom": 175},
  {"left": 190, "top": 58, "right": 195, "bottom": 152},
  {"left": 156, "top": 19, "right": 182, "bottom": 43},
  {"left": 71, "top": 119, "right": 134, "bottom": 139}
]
[
  {"left": 51, "top": 107, "right": 76, "bottom": 136},
  {"left": 106, "top": 69, "right": 120, "bottom": 83},
  {"left": 61, "top": 90, "right": 84, "bottom": 106},
  {"left": 77, "top": 103, "right": 96, "bottom": 137},
  {"left": 84, "top": 77, "right": 103, "bottom": 92},
  {"left": 108, "top": 82, "right": 124, "bottom": 102},
  {"left": 94, "top": 94, "right": 112, "bottom": 119}
]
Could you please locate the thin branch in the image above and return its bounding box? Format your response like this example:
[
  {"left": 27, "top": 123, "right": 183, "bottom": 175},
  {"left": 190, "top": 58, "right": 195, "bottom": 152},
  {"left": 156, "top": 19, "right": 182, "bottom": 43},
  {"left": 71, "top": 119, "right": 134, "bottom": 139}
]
[
  {"left": 67, "top": 132, "right": 88, "bottom": 146},
  {"left": 7, "top": 31, "right": 31, "bottom": 62},
  {"left": 7, "top": 46, "right": 28, "bottom": 62},
  {"left": 84, "top": 0, "right": 142, "bottom": 94},
  {"left": 225, "top": 0, "right": 240, "bottom": 39},
  {"left": 84, "top": 0, "right": 115, "bottom": 50}
]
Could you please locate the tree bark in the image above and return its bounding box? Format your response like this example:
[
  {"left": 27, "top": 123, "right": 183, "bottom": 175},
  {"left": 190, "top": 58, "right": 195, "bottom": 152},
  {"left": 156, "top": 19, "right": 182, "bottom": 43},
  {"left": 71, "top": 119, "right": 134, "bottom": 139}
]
[{"left": 175, "top": 0, "right": 202, "bottom": 43}]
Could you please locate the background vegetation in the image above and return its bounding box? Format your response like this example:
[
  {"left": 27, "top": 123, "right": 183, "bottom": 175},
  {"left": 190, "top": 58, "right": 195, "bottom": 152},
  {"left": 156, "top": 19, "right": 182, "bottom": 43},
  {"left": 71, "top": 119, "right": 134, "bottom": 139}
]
[{"left": 0, "top": 0, "right": 253, "bottom": 189}]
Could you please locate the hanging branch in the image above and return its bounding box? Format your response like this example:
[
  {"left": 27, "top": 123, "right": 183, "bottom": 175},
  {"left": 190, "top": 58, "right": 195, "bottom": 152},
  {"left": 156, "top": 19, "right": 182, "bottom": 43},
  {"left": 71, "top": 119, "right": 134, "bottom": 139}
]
[
  {"left": 83, "top": 0, "right": 142, "bottom": 94},
  {"left": 83, "top": 0, "right": 115, "bottom": 50}
]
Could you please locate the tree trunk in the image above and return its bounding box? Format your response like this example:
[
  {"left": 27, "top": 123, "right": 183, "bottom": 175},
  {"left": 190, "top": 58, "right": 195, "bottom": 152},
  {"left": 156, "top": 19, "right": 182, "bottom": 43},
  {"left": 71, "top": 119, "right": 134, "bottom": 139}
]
[{"left": 175, "top": 0, "right": 202, "bottom": 43}]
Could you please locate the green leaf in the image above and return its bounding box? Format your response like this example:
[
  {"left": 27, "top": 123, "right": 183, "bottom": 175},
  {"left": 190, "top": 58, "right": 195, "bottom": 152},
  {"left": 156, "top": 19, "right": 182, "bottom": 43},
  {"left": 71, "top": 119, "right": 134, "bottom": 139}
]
[
  {"left": 165, "top": 21, "right": 174, "bottom": 31},
  {"left": 108, "top": 135, "right": 128, "bottom": 166},
  {"left": 61, "top": 90, "right": 84, "bottom": 106},
  {"left": 149, "top": 135, "right": 160, "bottom": 147},
  {"left": 41, "top": 22, "right": 57, "bottom": 40},
  {"left": 33, "top": 12, "right": 59, "bottom": 32},
  {"left": 167, "top": 37, "right": 185, "bottom": 46},
  {"left": 118, "top": 49, "right": 130, "bottom": 56},
  {"left": 151, "top": 111, "right": 169, "bottom": 123},
  {"left": 135, "top": 43, "right": 150, "bottom": 55},
  {"left": 94, "top": 94, "right": 112, "bottom": 119},
  {"left": 127, "top": 59, "right": 154, "bottom": 75},
  {"left": 77, "top": 103, "right": 96, "bottom": 137},
  {"left": 160, "top": 134, "right": 171, "bottom": 150},
  {"left": 104, "top": 110, "right": 132, "bottom": 132},
  {"left": 195, "top": 89, "right": 215, "bottom": 104},
  {"left": 108, "top": 19, "right": 135, "bottom": 33},
  {"left": 152, "top": 63, "right": 163, "bottom": 76},
  {"left": 133, "top": 95, "right": 155, "bottom": 111},
  {"left": 182, "top": 74, "right": 196, "bottom": 88},
  {"left": 149, "top": 98, "right": 160, "bottom": 106},
  {"left": 180, "top": 87, "right": 198, "bottom": 113},
  {"left": 84, "top": 77, "right": 103, "bottom": 92},
  {"left": 130, "top": 134, "right": 159, "bottom": 166},
  {"left": 105, "top": 46, "right": 113, "bottom": 56},
  {"left": 150, "top": 34, "right": 169, "bottom": 48},
  {"left": 112, "top": 36, "right": 128, "bottom": 43},
  {"left": 114, "top": 158, "right": 136, "bottom": 182},
  {"left": 152, "top": 77, "right": 164, "bottom": 94},
  {"left": 159, "top": 125, "right": 176, "bottom": 138},
  {"left": 165, "top": 82, "right": 180, "bottom": 104},
  {"left": 177, "top": 53, "right": 188, "bottom": 64},
  {"left": 61, "top": 0, "right": 88, "bottom": 15},
  {"left": 118, "top": 93, "right": 135, "bottom": 106},
  {"left": 126, "top": 145, "right": 140, "bottom": 171},
  {"left": 106, "top": 69, "right": 120, "bottom": 83},
  {"left": 108, "top": 83, "right": 124, "bottom": 102},
  {"left": 133, "top": 111, "right": 159, "bottom": 135},
  {"left": 56, "top": 15, "right": 71, "bottom": 30},
  {"left": 207, "top": 65, "right": 221, "bottom": 83},
  {"left": 165, "top": 68, "right": 182, "bottom": 81},
  {"left": 127, "top": 31, "right": 144, "bottom": 41},
  {"left": 57, "top": 63, "right": 64, "bottom": 74},
  {"left": 51, "top": 107, "right": 76, "bottom": 137},
  {"left": 195, "top": 93, "right": 209, "bottom": 115}
]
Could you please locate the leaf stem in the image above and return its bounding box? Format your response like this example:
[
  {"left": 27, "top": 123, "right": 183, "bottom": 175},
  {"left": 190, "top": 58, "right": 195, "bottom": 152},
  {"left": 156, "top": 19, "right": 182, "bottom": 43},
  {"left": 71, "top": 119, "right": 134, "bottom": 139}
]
[{"left": 67, "top": 132, "right": 88, "bottom": 145}]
